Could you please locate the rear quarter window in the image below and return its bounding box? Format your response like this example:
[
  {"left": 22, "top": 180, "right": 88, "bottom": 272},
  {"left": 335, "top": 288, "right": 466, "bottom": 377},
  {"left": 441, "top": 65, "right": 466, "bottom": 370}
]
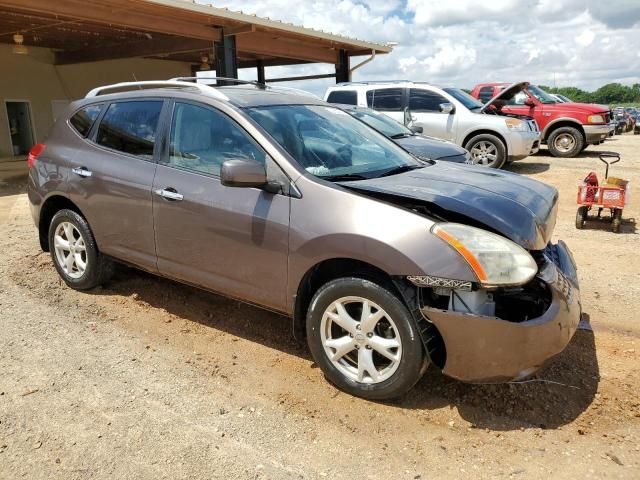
[
  {"left": 69, "top": 105, "right": 103, "bottom": 137},
  {"left": 326, "top": 90, "right": 358, "bottom": 105}
]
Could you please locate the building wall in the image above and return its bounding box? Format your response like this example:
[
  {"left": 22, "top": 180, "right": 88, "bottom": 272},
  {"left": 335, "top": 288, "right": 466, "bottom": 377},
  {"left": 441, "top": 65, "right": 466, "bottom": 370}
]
[{"left": 0, "top": 43, "right": 191, "bottom": 159}]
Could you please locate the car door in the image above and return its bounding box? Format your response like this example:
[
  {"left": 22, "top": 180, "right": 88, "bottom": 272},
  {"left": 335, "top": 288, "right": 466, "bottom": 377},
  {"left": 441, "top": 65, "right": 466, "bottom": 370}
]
[
  {"left": 67, "top": 99, "right": 165, "bottom": 271},
  {"left": 366, "top": 87, "right": 406, "bottom": 124},
  {"left": 409, "top": 88, "right": 457, "bottom": 141},
  {"left": 152, "top": 100, "right": 290, "bottom": 312}
]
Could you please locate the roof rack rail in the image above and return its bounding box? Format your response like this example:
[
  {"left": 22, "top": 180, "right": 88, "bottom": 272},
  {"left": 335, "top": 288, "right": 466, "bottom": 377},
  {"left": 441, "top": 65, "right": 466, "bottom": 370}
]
[
  {"left": 85, "top": 80, "right": 229, "bottom": 99},
  {"left": 171, "top": 76, "right": 267, "bottom": 89},
  {"left": 175, "top": 76, "right": 319, "bottom": 99},
  {"left": 335, "top": 80, "right": 414, "bottom": 86}
]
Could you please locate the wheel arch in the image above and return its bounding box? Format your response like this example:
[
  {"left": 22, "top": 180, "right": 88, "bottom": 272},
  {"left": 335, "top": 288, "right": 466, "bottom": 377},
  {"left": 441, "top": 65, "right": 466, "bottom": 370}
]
[
  {"left": 541, "top": 118, "right": 585, "bottom": 142},
  {"left": 292, "top": 258, "right": 402, "bottom": 341},
  {"left": 38, "top": 195, "right": 86, "bottom": 252},
  {"left": 292, "top": 257, "right": 447, "bottom": 369}
]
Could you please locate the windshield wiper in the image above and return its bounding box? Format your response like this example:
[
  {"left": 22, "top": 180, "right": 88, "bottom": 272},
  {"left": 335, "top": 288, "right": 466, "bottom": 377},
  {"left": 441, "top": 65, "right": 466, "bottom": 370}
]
[
  {"left": 390, "top": 133, "right": 412, "bottom": 139},
  {"left": 378, "top": 165, "right": 424, "bottom": 177},
  {"left": 323, "top": 173, "right": 369, "bottom": 182}
]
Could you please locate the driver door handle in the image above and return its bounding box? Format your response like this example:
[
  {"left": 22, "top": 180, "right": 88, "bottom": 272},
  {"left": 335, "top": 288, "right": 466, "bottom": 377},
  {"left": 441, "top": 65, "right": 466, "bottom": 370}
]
[
  {"left": 153, "top": 188, "right": 184, "bottom": 201},
  {"left": 72, "top": 166, "right": 92, "bottom": 177}
]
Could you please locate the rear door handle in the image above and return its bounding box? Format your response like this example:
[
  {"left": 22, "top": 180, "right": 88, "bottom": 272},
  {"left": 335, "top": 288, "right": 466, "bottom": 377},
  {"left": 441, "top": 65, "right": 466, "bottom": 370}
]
[
  {"left": 153, "top": 188, "right": 184, "bottom": 201},
  {"left": 72, "top": 166, "right": 92, "bottom": 177}
]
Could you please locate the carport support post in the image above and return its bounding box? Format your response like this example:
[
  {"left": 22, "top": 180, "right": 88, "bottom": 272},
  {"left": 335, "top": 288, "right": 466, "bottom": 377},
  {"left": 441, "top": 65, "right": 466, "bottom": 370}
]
[
  {"left": 335, "top": 49, "right": 350, "bottom": 83},
  {"left": 215, "top": 32, "right": 238, "bottom": 85},
  {"left": 256, "top": 60, "right": 266, "bottom": 84}
]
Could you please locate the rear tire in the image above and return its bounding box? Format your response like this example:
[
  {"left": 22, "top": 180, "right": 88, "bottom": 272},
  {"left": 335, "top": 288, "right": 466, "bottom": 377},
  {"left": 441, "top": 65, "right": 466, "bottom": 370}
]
[
  {"left": 306, "top": 277, "right": 426, "bottom": 400},
  {"left": 48, "top": 209, "right": 114, "bottom": 290},
  {"left": 575, "top": 206, "right": 587, "bottom": 229},
  {"left": 465, "top": 134, "right": 506, "bottom": 169},
  {"left": 547, "top": 126, "right": 584, "bottom": 157}
]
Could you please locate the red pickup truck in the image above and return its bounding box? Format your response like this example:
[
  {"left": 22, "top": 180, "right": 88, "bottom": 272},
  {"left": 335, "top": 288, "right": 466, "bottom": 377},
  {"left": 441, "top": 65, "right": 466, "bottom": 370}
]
[{"left": 471, "top": 82, "right": 611, "bottom": 157}]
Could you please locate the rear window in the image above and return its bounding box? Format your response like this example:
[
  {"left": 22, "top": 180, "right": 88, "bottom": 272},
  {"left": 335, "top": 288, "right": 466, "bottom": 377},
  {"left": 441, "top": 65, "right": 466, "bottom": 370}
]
[
  {"left": 366, "top": 88, "right": 404, "bottom": 111},
  {"left": 69, "top": 105, "right": 102, "bottom": 137},
  {"left": 96, "top": 101, "right": 163, "bottom": 159},
  {"left": 326, "top": 90, "right": 358, "bottom": 105},
  {"left": 478, "top": 86, "right": 494, "bottom": 103}
]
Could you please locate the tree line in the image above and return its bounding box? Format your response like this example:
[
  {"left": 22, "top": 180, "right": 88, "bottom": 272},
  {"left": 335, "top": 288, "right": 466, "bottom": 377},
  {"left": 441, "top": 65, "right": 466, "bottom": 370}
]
[{"left": 539, "top": 83, "right": 640, "bottom": 106}]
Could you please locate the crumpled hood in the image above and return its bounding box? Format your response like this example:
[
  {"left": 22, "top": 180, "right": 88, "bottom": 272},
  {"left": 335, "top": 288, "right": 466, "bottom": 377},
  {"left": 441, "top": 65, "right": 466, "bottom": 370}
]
[
  {"left": 395, "top": 135, "right": 468, "bottom": 161},
  {"left": 341, "top": 162, "right": 558, "bottom": 250}
]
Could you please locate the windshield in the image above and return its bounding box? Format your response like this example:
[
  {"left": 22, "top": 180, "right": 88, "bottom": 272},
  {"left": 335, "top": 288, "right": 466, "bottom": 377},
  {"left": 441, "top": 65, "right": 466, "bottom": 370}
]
[
  {"left": 528, "top": 85, "right": 558, "bottom": 104},
  {"left": 245, "top": 105, "right": 423, "bottom": 180},
  {"left": 346, "top": 108, "right": 412, "bottom": 138},
  {"left": 443, "top": 88, "right": 483, "bottom": 110}
]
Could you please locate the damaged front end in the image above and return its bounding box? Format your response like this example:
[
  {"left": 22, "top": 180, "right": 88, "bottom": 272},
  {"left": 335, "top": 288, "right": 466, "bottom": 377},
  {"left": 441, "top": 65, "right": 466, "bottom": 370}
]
[{"left": 409, "top": 241, "right": 580, "bottom": 383}]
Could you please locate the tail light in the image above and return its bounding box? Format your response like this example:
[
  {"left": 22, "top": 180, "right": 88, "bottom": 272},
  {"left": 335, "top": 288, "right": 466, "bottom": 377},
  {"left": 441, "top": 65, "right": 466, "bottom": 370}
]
[{"left": 27, "top": 143, "right": 46, "bottom": 169}]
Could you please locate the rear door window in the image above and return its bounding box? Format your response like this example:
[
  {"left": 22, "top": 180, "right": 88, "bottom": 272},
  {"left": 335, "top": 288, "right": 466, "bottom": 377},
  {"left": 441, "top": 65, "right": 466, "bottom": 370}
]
[
  {"left": 69, "top": 104, "right": 103, "bottom": 137},
  {"left": 326, "top": 90, "right": 358, "bottom": 105},
  {"left": 96, "top": 101, "right": 163, "bottom": 159},
  {"left": 408, "top": 89, "right": 449, "bottom": 112},
  {"left": 366, "top": 88, "right": 404, "bottom": 111}
]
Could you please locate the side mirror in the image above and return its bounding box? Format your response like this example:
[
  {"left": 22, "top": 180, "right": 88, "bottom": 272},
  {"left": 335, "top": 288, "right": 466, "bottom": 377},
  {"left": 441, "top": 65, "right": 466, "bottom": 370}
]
[
  {"left": 440, "top": 103, "right": 455, "bottom": 114},
  {"left": 403, "top": 107, "right": 412, "bottom": 126},
  {"left": 221, "top": 159, "right": 270, "bottom": 189},
  {"left": 524, "top": 98, "right": 536, "bottom": 107},
  {"left": 410, "top": 125, "right": 423, "bottom": 134}
]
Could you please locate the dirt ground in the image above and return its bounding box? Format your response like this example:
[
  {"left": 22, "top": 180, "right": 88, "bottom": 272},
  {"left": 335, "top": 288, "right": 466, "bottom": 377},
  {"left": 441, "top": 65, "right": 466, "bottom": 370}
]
[{"left": 1, "top": 136, "right": 639, "bottom": 479}]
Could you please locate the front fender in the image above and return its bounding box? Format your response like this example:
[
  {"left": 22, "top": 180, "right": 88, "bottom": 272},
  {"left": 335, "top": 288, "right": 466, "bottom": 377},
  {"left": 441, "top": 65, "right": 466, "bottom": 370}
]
[{"left": 287, "top": 176, "right": 477, "bottom": 312}]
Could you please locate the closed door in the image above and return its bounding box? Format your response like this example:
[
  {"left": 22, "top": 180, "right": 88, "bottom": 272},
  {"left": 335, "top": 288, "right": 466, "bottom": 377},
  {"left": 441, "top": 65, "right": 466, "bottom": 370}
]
[
  {"left": 67, "top": 100, "right": 164, "bottom": 271},
  {"left": 152, "top": 101, "right": 290, "bottom": 311},
  {"left": 409, "top": 89, "right": 457, "bottom": 141}
]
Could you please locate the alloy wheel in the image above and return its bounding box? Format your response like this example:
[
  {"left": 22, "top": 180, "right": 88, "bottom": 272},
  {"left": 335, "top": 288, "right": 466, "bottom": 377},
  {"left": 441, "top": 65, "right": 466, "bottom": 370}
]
[
  {"left": 470, "top": 141, "right": 498, "bottom": 166},
  {"left": 320, "top": 296, "right": 402, "bottom": 384},
  {"left": 53, "top": 222, "right": 87, "bottom": 279}
]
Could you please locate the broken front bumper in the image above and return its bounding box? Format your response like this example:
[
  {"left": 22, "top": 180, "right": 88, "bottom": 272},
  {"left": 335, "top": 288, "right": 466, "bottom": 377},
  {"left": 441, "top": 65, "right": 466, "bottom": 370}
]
[{"left": 421, "top": 241, "right": 581, "bottom": 382}]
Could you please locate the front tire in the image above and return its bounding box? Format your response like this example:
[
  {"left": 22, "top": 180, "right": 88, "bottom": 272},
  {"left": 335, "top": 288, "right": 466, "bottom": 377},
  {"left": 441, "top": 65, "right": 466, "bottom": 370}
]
[
  {"left": 465, "top": 133, "right": 506, "bottom": 169},
  {"left": 306, "top": 278, "right": 426, "bottom": 400},
  {"left": 547, "top": 126, "right": 584, "bottom": 157},
  {"left": 48, "top": 209, "right": 114, "bottom": 290}
]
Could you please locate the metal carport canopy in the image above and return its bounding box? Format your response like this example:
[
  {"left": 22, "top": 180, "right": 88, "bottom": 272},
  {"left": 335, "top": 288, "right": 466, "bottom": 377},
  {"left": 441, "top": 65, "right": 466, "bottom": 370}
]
[{"left": 0, "top": 0, "right": 392, "bottom": 81}]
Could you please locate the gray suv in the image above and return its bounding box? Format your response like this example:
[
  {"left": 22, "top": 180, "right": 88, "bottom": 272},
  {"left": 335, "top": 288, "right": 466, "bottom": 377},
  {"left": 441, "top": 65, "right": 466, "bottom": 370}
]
[{"left": 27, "top": 79, "right": 581, "bottom": 400}]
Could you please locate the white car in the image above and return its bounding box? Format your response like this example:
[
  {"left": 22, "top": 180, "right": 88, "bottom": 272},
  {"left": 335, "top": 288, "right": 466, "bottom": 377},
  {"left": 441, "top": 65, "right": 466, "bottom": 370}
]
[{"left": 325, "top": 81, "right": 541, "bottom": 169}]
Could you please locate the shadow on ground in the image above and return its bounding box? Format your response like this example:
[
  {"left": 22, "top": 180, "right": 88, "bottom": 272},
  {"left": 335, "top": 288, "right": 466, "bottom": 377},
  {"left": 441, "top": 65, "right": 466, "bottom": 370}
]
[
  {"left": 86, "top": 265, "right": 599, "bottom": 432},
  {"left": 505, "top": 162, "right": 550, "bottom": 174}
]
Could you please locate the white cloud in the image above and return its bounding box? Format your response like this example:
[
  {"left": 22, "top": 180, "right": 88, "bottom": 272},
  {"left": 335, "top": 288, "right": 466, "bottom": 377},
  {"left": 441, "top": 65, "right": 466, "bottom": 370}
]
[
  {"left": 202, "top": 0, "right": 640, "bottom": 95},
  {"left": 575, "top": 30, "right": 595, "bottom": 46}
]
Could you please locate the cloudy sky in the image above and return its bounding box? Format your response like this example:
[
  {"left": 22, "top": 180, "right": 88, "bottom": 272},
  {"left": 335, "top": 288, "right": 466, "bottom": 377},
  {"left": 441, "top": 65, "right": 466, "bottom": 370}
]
[{"left": 205, "top": 0, "right": 640, "bottom": 96}]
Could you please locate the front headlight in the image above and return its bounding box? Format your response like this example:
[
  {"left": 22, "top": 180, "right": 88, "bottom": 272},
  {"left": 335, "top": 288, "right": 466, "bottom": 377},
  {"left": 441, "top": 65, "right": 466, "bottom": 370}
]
[
  {"left": 504, "top": 118, "right": 527, "bottom": 131},
  {"left": 588, "top": 114, "right": 605, "bottom": 124},
  {"left": 432, "top": 223, "right": 538, "bottom": 287}
]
